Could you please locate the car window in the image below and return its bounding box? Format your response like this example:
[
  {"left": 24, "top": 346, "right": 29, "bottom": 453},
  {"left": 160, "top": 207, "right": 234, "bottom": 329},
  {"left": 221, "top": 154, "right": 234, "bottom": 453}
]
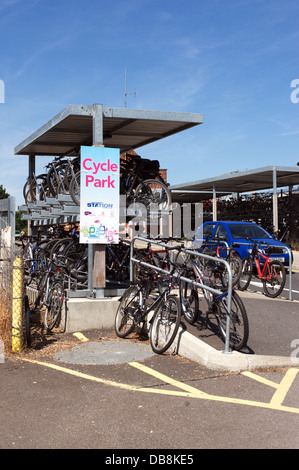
[
  {"left": 215, "top": 225, "right": 228, "bottom": 240},
  {"left": 203, "top": 223, "right": 216, "bottom": 238},
  {"left": 228, "top": 223, "right": 271, "bottom": 239}
]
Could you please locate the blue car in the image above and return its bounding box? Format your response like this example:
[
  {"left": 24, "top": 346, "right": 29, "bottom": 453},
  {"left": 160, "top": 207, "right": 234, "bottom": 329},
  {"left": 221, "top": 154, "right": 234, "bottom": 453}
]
[{"left": 193, "top": 221, "right": 293, "bottom": 267}]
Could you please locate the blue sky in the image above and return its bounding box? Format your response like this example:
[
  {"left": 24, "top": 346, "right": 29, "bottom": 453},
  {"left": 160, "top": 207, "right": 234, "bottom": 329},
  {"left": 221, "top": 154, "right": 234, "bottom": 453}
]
[{"left": 0, "top": 0, "right": 298, "bottom": 207}]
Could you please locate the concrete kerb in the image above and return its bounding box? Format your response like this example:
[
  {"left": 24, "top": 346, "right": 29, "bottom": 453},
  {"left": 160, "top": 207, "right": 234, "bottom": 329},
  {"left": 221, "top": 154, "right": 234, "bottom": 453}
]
[
  {"left": 172, "top": 327, "right": 299, "bottom": 372},
  {"left": 63, "top": 295, "right": 299, "bottom": 373},
  {"left": 293, "top": 251, "right": 299, "bottom": 271}
]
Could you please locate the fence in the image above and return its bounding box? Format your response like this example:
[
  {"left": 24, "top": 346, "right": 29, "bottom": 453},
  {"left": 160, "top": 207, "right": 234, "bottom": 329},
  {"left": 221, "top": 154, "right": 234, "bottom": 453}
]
[
  {"left": 0, "top": 223, "right": 13, "bottom": 354},
  {"left": 0, "top": 196, "right": 19, "bottom": 355}
]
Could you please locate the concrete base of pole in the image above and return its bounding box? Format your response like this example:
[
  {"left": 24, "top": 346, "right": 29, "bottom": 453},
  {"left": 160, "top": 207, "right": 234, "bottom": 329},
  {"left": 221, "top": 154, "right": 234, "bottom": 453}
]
[{"left": 61, "top": 297, "right": 120, "bottom": 333}]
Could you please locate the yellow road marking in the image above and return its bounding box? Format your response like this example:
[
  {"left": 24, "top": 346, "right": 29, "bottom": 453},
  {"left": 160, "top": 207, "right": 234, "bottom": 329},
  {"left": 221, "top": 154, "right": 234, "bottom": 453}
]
[
  {"left": 21, "top": 358, "right": 193, "bottom": 397},
  {"left": 242, "top": 368, "right": 299, "bottom": 407},
  {"left": 129, "top": 361, "right": 209, "bottom": 397},
  {"left": 242, "top": 371, "right": 280, "bottom": 389},
  {"left": 270, "top": 368, "right": 299, "bottom": 407},
  {"left": 21, "top": 358, "right": 299, "bottom": 414},
  {"left": 73, "top": 332, "right": 89, "bottom": 342}
]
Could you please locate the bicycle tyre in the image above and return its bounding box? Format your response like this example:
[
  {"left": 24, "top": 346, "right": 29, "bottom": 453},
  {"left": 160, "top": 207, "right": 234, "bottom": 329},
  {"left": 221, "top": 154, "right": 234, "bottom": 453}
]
[
  {"left": 22, "top": 294, "right": 31, "bottom": 348},
  {"left": 63, "top": 157, "right": 80, "bottom": 189},
  {"left": 179, "top": 270, "right": 199, "bottom": 324},
  {"left": 64, "top": 244, "right": 88, "bottom": 282},
  {"left": 50, "top": 238, "right": 75, "bottom": 259},
  {"left": 222, "top": 253, "right": 243, "bottom": 288},
  {"left": 23, "top": 179, "right": 33, "bottom": 204},
  {"left": 132, "top": 252, "right": 148, "bottom": 283},
  {"left": 215, "top": 291, "right": 249, "bottom": 351},
  {"left": 47, "top": 161, "right": 67, "bottom": 197},
  {"left": 238, "top": 257, "right": 253, "bottom": 291},
  {"left": 69, "top": 170, "right": 80, "bottom": 205},
  {"left": 29, "top": 174, "right": 48, "bottom": 202},
  {"left": 134, "top": 179, "right": 172, "bottom": 209},
  {"left": 44, "top": 281, "right": 64, "bottom": 332},
  {"left": 262, "top": 260, "right": 286, "bottom": 298},
  {"left": 115, "top": 286, "right": 139, "bottom": 338},
  {"left": 150, "top": 294, "right": 181, "bottom": 354}
]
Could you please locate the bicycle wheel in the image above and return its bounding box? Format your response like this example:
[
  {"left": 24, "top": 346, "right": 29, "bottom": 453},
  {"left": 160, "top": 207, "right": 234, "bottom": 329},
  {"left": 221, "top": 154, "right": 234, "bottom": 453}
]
[
  {"left": 150, "top": 294, "right": 181, "bottom": 354},
  {"left": 132, "top": 252, "right": 148, "bottom": 283},
  {"left": 23, "top": 179, "right": 33, "bottom": 204},
  {"left": 47, "top": 161, "right": 67, "bottom": 197},
  {"left": 65, "top": 244, "right": 88, "bottom": 283},
  {"left": 222, "top": 253, "right": 242, "bottom": 288},
  {"left": 50, "top": 237, "right": 74, "bottom": 259},
  {"left": 44, "top": 281, "right": 64, "bottom": 332},
  {"left": 215, "top": 291, "right": 249, "bottom": 351},
  {"left": 63, "top": 157, "right": 80, "bottom": 189},
  {"left": 69, "top": 170, "right": 80, "bottom": 205},
  {"left": 115, "top": 286, "right": 139, "bottom": 338},
  {"left": 179, "top": 270, "right": 199, "bottom": 324},
  {"left": 29, "top": 174, "right": 48, "bottom": 202},
  {"left": 238, "top": 258, "right": 253, "bottom": 291},
  {"left": 262, "top": 260, "right": 286, "bottom": 298},
  {"left": 22, "top": 294, "right": 31, "bottom": 348},
  {"left": 134, "top": 179, "right": 172, "bottom": 209}
]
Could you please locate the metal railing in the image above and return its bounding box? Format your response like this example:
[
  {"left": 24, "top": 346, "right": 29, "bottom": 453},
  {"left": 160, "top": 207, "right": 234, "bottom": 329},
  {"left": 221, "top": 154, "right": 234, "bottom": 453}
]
[
  {"left": 231, "top": 240, "right": 292, "bottom": 301},
  {"left": 130, "top": 236, "right": 233, "bottom": 354},
  {"left": 193, "top": 237, "right": 293, "bottom": 301}
]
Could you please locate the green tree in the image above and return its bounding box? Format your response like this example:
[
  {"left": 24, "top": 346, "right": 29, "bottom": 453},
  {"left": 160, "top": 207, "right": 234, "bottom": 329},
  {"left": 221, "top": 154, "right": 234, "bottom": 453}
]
[
  {"left": 0, "top": 184, "right": 9, "bottom": 199},
  {"left": 15, "top": 211, "right": 28, "bottom": 234}
]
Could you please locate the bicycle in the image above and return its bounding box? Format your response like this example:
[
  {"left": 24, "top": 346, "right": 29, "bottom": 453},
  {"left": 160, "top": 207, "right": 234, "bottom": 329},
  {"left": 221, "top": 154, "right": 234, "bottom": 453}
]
[
  {"left": 46, "top": 156, "right": 69, "bottom": 197},
  {"left": 115, "top": 247, "right": 182, "bottom": 354},
  {"left": 69, "top": 153, "right": 172, "bottom": 208},
  {"left": 200, "top": 238, "right": 242, "bottom": 287},
  {"left": 106, "top": 239, "right": 131, "bottom": 284},
  {"left": 22, "top": 281, "right": 31, "bottom": 348},
  {"left": 21, "top": 235, "right": 48, "bottom": 285},
  {"left": 238, "top": 239, "right": 286, "bottom": 298},
  {"left": 132, "top": 237, "right": 182, "bottom": 287},
  {"left": 121, "top": 154, "right": 171, "bottom": 209},
  {"left": 32, "top": 254, "right": 67, "bottom": 332},
  {"left": 23, "top": 173, "right": 52, "bottom": 203},
  {"left": 177, "top": 249, "right": 249, "bottom": 351}
]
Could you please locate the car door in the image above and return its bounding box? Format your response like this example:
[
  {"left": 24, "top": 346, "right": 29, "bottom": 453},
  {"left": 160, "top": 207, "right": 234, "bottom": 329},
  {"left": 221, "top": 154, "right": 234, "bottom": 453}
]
[{"left": 214, "top": 223, "right": 229, "bottom": 257}]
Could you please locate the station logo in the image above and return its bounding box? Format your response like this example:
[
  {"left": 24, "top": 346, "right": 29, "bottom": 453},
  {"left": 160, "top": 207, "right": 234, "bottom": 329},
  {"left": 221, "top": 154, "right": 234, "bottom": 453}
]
[{"left": 87, "top": 202, "right": 114, "bottom": 208}]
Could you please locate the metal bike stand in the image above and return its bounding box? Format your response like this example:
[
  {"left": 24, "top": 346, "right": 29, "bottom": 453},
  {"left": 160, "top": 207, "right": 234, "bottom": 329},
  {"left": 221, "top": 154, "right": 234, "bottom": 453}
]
[{"left": 130, "top": 236, "right": 233, "bottom": 354}]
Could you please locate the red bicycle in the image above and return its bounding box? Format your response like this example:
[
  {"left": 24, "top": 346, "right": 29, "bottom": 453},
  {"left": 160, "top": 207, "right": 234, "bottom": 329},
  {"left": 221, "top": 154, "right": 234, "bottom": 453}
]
[
  {"left": 238, "top": 240, "right": 286, "bottom": 297},
  {"left": 133, "top": 241, "right": 174, "bottom": 283}
]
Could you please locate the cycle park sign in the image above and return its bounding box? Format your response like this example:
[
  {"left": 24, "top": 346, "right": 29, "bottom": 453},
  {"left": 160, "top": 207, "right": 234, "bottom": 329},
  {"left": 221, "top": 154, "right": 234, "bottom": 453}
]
[{"left": 79, "top": 146, "right": 120, "bottom": 244}]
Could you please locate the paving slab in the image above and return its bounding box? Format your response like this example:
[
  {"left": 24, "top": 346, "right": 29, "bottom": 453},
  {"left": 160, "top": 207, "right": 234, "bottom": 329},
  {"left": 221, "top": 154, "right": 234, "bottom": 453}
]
[{"left": 55, "top": 340, "right": 155, "bottom": 365}]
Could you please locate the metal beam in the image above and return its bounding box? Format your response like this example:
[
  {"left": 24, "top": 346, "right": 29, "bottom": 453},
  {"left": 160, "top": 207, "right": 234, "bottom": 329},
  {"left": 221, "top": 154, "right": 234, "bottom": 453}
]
[
  {"left": 273, "top": 167, "right": 278, "bottom": 232},
  {"left": 212, "top": 185, "right": 217, "bottom": 221}
]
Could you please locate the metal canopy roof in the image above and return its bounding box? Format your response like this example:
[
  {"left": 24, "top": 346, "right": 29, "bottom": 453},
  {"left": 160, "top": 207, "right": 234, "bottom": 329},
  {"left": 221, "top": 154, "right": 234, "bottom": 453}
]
[
  {"left": 170, "top": 166, "right": 299, "bottom": 203},
  {"left": 14, "top": 104, "right": 203, "bottom": 156}
]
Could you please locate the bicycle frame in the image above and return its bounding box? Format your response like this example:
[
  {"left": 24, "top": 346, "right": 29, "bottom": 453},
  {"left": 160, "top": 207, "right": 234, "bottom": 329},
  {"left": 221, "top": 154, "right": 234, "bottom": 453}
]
[
  {"left": 143, "top": 246, "right": 171, "bottom": 268},
  {"left": 252, "top": 248, "right": 273, "bottom": 280},
  {"left": 189, "top": 256, "right": 228, "bottom": 309},
  {"left": 136, "top": 282, "right": 168, "bottom": 326}
]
